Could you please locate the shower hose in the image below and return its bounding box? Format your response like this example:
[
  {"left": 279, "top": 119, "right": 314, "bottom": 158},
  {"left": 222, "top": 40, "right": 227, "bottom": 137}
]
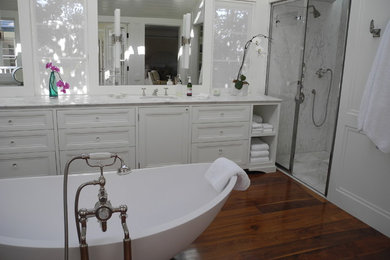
[{"left": 311, "top": 68, "right": 333, "bottom": 127}]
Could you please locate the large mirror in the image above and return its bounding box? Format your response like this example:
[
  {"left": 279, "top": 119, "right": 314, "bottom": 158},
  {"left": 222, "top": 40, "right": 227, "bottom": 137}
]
[
  {"left": 98, "top": 0, "right": 204, "bottom": 86},
  {"left": 0, "top": 0, "right": 23, "bottom": 86}
]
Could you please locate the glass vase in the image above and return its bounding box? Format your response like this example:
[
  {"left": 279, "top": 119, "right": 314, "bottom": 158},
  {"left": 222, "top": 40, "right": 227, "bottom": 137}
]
[{"left": 49, "top": 71, "right": 58, "bottom": 98}]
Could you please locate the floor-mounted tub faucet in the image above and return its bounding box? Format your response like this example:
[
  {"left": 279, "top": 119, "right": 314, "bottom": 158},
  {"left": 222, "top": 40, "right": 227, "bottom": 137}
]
[{"left": 63, "top": 153, "right": 132, "bottom": 260}]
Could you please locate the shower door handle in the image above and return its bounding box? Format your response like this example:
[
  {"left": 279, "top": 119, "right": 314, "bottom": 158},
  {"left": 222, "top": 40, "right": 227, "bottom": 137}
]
[{"left": 295, "top": 81, "right": 305, "bottom": 104}]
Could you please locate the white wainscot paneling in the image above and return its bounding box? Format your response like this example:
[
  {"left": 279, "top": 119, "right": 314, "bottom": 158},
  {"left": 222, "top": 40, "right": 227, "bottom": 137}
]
[{"left": 330, "top": 127, "right": 390, "bottom": 236}]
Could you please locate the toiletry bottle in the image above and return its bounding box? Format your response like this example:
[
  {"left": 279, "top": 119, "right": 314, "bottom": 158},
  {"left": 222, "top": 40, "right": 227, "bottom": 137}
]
[
  {"left": 167, "top": 75, "right": 173, "bottom": 85},
  {"left": 187, "top": 76, "right": 192, "bottom": 96},
  {"left": 175, "top": 74, "right": 183, "bottom": 96}
]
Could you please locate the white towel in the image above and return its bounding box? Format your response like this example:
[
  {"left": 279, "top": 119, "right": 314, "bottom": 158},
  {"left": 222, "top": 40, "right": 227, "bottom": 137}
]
[
  {"left": 204, "top": 157, "right": 250, "bottom": 192},
  {"left": 250, "top": 157, "right": 269, "bottom": 164},
  {"left": 358, "top": 21, "right": 390, "bottom": 153},
  {"left": 252, "top": 122, "right": 263, "bottom": 129},
  {"left": 253, "top": 114, "right": 263, "bottom": 123},
  {"left": 251, "top": 138, "right": 269, "bottom": 151},
  {"left": 262, "top": 123, "right": 273, "bottom": 129},
  {"left": 262, "top": 128, "right": 273, "bottom": 133},
  {"left": 250, "top": 150, "right": 269, "bottom": 158}
]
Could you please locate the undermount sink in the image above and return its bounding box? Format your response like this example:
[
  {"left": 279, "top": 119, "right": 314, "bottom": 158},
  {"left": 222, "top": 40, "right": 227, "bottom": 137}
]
[{"left": 140, "top": 96, "right": 178, "bottom": 100}]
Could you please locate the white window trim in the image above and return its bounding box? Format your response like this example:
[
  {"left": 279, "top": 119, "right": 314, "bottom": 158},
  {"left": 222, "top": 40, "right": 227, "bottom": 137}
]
[{"left": 0, "top": 0, "right": 35, "bottom": 97}]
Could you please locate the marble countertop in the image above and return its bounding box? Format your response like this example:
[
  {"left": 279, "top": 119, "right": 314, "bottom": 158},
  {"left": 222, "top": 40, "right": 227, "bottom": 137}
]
[{"left": 0, "top": 94, "right": 281, "bottom": 109}]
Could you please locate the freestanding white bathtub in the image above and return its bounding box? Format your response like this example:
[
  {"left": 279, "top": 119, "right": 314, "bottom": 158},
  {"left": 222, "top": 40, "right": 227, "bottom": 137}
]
[{"left": 0, "top": 163, "right": 237, "bottom": 260}]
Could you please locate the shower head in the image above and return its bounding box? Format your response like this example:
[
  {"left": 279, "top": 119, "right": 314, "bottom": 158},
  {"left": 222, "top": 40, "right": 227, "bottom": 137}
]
[{"left": 308, "top": 5, "right": 321, "bottom": 18}]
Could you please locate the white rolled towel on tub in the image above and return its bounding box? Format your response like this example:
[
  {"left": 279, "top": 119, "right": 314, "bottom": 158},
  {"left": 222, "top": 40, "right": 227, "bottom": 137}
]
[{"left": 205, "top": 157, "right": 250, "bottom": 192}]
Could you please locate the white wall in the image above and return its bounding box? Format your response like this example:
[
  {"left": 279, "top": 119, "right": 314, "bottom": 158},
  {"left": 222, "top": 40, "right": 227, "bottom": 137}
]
[{"left": 328, "top": 0, "right": 390, "bottom": 237}]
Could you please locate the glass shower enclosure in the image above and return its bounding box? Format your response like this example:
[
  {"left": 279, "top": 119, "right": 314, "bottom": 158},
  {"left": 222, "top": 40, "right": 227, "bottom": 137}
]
[{"left": 266, "top": 0, "right": 350, "bottom": 195}]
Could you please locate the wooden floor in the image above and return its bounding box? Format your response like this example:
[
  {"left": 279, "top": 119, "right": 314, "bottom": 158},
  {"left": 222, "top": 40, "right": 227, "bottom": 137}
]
[{"left": 175, "top": 171, "right": 390, "bottom": 259}]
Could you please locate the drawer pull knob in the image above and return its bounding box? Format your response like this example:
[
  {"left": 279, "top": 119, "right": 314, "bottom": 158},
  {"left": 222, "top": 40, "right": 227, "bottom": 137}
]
[
  {"left": 12, "top": 163, "right": 17, "bottom": 168},
  {"left": 218, "top": 148, "right": 223, "bottom": 153},
  {"left": 10, "top": 140, "right": 15, "bottom": 145},
  {"left": 96, "top": 116, "right": 100, "bottom": 121},
  {"left": 96, "top": 136, "right": 101, "bottom": 142},
  {"left": 8, "top": 120, "right": 12, "bottom": 124},
  {"left": 220, "top": 130, "right": 224, "bottom": 134},
  {"left": 220, "top": 113, "right": 224, "bottom": 116}
]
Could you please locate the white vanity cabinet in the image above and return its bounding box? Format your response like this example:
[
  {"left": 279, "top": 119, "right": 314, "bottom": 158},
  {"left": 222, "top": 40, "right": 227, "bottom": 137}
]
[
  {"left": 0, "top": 110, "right": 56, "bottom": 178},
  {"left": 0, "top": 96, "right": 281, "bottom": 177},
  {"left": 57, "top": 108, "right": 136, "bottom": 174},
  {"left": 138, "top": 106, "right": 190, "bottom": 168},
  {"left": 191, "top": 105, "right": 251, "bottom": 167}
]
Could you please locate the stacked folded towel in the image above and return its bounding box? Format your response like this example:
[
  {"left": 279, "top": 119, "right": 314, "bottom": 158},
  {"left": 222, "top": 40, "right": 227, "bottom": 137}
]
[
  {"left": 252, "top": 122, "right": 274, "bottom": 134},
  {"left": 250, "top": 138, "right": 270, "bottom": 164}
]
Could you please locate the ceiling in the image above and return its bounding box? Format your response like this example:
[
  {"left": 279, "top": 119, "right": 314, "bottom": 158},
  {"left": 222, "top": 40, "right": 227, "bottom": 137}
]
[{"left": 98, "top": 0, "right": 199, "bottom": 19}]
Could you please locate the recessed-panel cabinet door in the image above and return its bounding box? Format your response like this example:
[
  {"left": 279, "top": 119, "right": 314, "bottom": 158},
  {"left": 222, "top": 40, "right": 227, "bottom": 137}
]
[{"left": 139, "top": 107, "right": 189, "bottom": 168}]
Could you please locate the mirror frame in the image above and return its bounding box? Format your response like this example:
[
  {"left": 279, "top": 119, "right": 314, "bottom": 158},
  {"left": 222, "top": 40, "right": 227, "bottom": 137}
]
[
  {"left": 87, "top": 0, "right": 213, "bottom": 95},
  {"left": 0, "top": 0, "right": 35, "bottom": 97}
]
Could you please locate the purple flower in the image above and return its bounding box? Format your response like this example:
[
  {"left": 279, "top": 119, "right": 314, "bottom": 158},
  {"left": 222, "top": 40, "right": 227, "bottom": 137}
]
[
  {"left": 45, "top": 62, "right": 70, "bottom": 94},
  {"left": 61, "top": 82, "right": 70, "bottom": 93},
  {"left": 56, "top": 80, "right": 64, "bottom": 87}
]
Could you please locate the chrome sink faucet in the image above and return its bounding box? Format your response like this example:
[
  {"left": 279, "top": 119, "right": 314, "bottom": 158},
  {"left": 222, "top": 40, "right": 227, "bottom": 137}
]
[
  {"left": 63, "top": 153, "right": 132, "bottom": 260},
  {"left": 152, "top": 88, "right": 158, "bottom": 96}
]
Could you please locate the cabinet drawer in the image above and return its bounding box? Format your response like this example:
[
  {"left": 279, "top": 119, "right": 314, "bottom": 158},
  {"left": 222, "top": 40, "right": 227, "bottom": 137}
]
[
  {"left": 0, "top": 110, "right": 53, "bottom": 131},
  {"left": 192, "top": 105, "right": 250, "bottom": 123},
  {"left": 191, "top": 140, "right": 249, "bottom": 166},
  {"left": 59, "top": 147, "right": 136, "bottom": 175},
  {"left": 0, "top": 130, "right": 55, "bottom": 154},
  {"left": 59, "top": 127, "right": 135, "bottom": 150},
  {"left": 0, "top": 152, "right": 56, "bottom": 178},
  {"left": 192, "top": 122, "right": 249, "bottom": 142},
  {"left": 57, "top": 108, "right": 136, "bottom": 128}
]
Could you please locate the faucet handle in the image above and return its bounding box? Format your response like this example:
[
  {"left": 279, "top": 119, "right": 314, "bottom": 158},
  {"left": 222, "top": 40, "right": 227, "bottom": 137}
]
[
  {"left": 164, "top": 87, "right": 168, "bottom": 96},
  {"left": 141, "top": 88, "right": 146, "bottom": 96}
]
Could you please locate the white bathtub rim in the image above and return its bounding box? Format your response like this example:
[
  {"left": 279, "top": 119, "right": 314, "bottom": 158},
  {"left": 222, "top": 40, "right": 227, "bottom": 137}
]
[{"left": 0, "top": 163, "right": 238, "bottom": 248}]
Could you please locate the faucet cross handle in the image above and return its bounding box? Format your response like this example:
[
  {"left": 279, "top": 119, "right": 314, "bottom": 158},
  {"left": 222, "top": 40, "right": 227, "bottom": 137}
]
[{"left": 164, "top": 87, "right": 168, "bottom": 96}]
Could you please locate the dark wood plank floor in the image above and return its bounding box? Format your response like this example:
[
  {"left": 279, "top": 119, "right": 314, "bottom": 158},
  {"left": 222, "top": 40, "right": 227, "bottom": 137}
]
[{"left": 175, "top": 171, "right": 390, "bottom": 259}]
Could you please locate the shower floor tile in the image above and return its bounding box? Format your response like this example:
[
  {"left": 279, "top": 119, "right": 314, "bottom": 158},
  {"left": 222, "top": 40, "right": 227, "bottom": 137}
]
[{"left": 292, "top": 151, "right": 329, "bottom": 194}]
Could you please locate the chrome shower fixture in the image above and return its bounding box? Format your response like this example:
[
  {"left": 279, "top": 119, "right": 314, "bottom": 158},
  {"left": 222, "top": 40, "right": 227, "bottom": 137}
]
[
  {"left": 63, "top": 152, "right": 132, "bottom": 260},
  {"left": 308, "top": 5, "right": 321, "bottom": 18},
  {"left": 315, "top": 68, "right": 330, "bottom": 78}
]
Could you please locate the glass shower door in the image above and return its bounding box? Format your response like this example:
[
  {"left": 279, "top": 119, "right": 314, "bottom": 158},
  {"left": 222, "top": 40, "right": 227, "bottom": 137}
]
[
  {"left": 292, "top": 0, "right": 350, "bottom": 194},
  {"left": 266, "top": 0, "right": 307, "bottom": 171}
]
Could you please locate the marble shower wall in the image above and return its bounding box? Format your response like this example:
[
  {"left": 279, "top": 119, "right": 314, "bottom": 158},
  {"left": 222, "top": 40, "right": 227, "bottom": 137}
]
[{"left": 295, "top": 0, "right": 349, "bottom": 154}]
